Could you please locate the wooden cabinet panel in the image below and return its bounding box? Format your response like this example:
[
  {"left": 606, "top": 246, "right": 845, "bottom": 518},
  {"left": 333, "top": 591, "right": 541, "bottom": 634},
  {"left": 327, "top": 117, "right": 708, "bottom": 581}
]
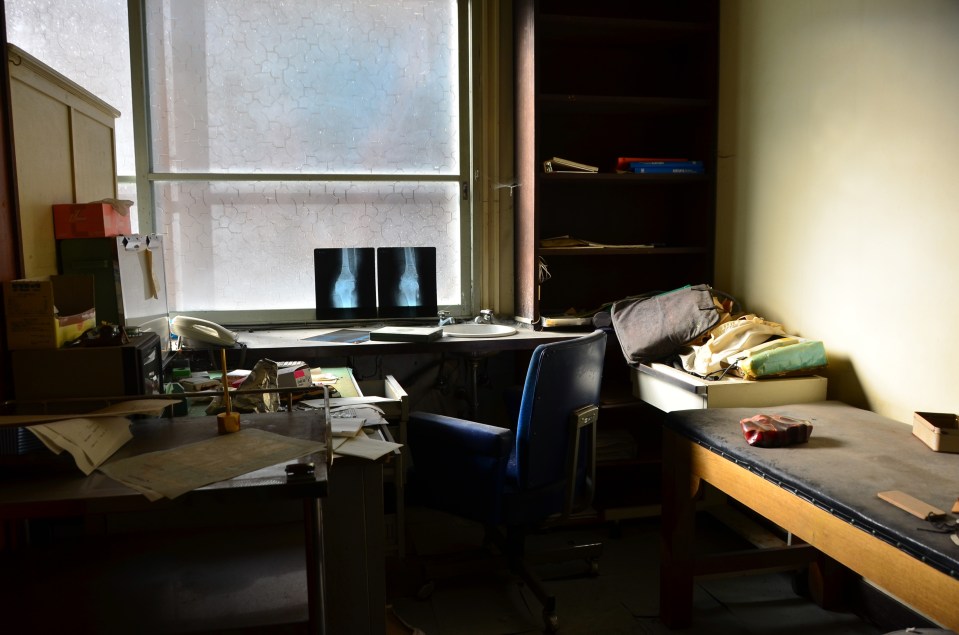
[{"left": 7, "top": 44, "right": 118, "bottom": 277}]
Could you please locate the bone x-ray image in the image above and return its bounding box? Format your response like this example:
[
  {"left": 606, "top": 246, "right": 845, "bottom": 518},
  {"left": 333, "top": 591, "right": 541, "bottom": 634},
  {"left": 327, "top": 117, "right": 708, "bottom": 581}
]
[
  {"left": 376, "top": 247, "right": 438, "bottom": 319},
  {"left": 313, "top": 248, "right": 377, "bottom": 320}
]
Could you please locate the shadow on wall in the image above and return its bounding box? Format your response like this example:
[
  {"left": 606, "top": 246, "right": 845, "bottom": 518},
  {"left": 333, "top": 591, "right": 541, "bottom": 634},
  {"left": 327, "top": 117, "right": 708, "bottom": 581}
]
[{"left": 821, "top": 355, "right": 869, "bottom": 411}]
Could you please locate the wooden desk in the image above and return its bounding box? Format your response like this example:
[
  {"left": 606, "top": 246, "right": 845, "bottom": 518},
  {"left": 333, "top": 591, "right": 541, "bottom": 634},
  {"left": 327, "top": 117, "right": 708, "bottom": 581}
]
[
  {"left": 659, "top": 401, "right": 959, "bottom": 631},
  {"left": 234, "top": 324, "right": 578, "bottom": 358},
  {"left": 231, "top": 325, "right": 581, "bottom": 420},
  {"left": 0, "top": 412, "right": 331, "bottom": 633}
]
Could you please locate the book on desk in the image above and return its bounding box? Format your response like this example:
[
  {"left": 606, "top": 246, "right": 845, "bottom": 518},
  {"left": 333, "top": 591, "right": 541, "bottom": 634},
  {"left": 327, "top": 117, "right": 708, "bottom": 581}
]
[{"left": 369, "top": 325, "right": 443, "bottom": 343}]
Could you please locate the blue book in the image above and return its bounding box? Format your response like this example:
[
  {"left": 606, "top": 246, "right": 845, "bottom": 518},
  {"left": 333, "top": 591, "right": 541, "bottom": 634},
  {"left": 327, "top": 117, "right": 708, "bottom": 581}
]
[
  {"left": 628, "top": 160, "right": 703, "bottom": 172},
  {"left": 629, "top": 164, "right": 704, "bottom": 174}
]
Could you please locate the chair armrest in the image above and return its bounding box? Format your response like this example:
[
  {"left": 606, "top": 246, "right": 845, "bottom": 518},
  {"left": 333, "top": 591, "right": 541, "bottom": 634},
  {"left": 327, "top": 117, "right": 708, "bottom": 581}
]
[
  {"left": 406, "top": 411, "right": 513, "bottom": 524},
  {"left": 408, "top": 411, "right": 512, "bottom": 458}
]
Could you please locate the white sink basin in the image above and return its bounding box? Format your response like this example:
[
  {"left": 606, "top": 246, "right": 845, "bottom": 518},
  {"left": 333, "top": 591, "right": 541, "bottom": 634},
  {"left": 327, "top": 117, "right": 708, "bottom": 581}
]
[{"left": 443, "top": 323, "right": 517, "bottom": 338}]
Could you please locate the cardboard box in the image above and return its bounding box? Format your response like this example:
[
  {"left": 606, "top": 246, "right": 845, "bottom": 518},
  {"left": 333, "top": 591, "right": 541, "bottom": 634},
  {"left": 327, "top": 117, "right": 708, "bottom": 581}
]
[
  {"left": 278, "top": 362, "right": 312, "bottom": 389},
  {"left": 3, "top": 275, "right": 96, "bottom": 349},
  {"left": 53, "top": 203, "right": 132, "bottom": 239},
  {"left": 913, "top": 411, "right": 959, "bottom": 453}
]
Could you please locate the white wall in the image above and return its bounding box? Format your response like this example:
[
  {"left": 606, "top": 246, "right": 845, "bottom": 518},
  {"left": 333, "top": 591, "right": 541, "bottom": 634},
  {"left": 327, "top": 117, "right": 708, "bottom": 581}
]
[{"left": 716, "top": 0, "right": 959, "bottom": 423}]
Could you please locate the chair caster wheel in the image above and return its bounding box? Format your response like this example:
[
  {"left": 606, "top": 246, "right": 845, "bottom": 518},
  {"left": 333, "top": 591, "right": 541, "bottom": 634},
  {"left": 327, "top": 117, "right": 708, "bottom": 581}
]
[
  {"left": 587, "top": 559, "right": 599, "bottom": 576},
  {"left": 542, "top": 609, "right": 559, "bottom": 632},
  {"left": 416, "top": 580, "right": 435, "bottom": 600}
]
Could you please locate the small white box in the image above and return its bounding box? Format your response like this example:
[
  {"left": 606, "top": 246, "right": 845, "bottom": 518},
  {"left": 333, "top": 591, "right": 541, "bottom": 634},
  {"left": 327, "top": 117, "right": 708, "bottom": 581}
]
[{"left": 632, "top": 363, "right": 827, "bottom": 412}]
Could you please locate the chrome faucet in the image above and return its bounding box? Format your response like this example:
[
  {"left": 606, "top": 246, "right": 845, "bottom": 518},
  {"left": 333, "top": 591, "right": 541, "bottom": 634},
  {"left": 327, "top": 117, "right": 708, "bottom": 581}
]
[
  {"left": 474, "top": 309, "right": 494, "bottom": 324},
  {"left": 438, "top": 310, "right": 456, "bottom": 327}
]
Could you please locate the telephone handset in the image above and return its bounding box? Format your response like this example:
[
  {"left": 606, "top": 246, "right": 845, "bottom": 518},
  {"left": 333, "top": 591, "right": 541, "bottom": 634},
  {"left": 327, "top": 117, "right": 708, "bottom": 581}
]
[{"left": 171, "top": 315, "right": 239, "bottom": 347}]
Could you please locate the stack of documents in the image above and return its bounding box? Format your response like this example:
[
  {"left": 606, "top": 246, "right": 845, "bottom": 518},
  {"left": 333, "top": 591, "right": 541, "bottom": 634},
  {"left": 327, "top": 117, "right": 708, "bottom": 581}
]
[
  {"left": 0, "top": 399, "right": 178, "bottom": 472},
  {"left": 327, "top": 405, "right": 402, "bottom": 461}
]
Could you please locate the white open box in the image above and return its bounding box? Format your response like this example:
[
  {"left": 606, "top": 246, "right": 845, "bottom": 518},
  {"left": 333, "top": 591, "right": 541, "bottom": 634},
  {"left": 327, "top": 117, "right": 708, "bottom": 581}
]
[
  {"left": 913, "top": 412, "right": 959, "bottom": 453},
  {"left": 632, "top": 362, "right": 827, "bottom": 412},
  {"left": 356, "top": 376, "right": 409, "bottom": 433}
]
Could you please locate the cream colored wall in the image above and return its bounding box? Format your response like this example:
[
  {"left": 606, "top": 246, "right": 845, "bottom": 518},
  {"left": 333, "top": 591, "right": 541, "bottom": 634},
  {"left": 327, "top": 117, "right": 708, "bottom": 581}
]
[{"left": 716, "top": 0, "right": 959, "bottom": 423}]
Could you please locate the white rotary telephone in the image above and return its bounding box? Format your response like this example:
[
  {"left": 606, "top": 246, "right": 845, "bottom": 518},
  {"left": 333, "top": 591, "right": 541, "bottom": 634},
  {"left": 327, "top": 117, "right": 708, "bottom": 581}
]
[{"left": 170, "top": 315, "right": 239, "bottom": 347}]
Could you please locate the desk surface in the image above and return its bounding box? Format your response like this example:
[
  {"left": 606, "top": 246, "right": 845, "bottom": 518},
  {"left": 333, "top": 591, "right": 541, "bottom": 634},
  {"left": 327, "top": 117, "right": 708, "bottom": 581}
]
[
  {"left": 660, "top": 400, "right": 959, "bottom": 630},
  {"left": 234, "top": 325, "right": 583, "bottom": 356},
  {"left": 0, "top": 411, "right": 333, "bottom": 634},
  {"left": 0, "top": 411, "right": 329, "bottom": 517},
  {"left": 664, "top": 401, "right": 958, "bottom": 578}
]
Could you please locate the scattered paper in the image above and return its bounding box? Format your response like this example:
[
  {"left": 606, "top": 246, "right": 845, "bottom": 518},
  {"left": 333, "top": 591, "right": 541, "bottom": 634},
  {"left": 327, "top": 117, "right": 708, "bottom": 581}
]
[
  {"left": 29, "top": 416, "right": 133, "bottom": 475},
  {"left": 331, "top": 417, "right": 366, "bottom": 437},
  {"left": 301, "top": 395, "right": 394, "bottom": 409},
  {"left": 333, "top": 434, "right": 401, "bottom": 461},
  {"left": 0, "top": 399, "right": 181, "bottom": 428},
  {"left": 98, "top": 428, "right": 325, "bottom": 501}
]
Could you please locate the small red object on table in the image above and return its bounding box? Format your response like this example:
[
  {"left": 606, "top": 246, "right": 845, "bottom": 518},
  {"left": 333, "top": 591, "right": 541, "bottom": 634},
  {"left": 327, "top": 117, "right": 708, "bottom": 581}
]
[{"left": 740, "top": 413, "right": 813, "bottom": 447}]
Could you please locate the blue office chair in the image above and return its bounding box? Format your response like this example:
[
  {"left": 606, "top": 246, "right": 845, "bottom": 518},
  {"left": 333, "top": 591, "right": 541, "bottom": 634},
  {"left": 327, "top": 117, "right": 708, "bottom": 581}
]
[{"left": 406, "top": 330, "right": 607, "bottom": 632}]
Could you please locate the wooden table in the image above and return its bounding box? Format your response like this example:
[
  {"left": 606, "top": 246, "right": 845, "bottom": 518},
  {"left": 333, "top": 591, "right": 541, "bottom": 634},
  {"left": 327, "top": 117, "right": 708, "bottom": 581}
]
[
  {"left": 0, "top": 411, "right": 331, "bottom": 633},
  {"left": 659, "top": 401, "right": 959, "bottom": 631}
]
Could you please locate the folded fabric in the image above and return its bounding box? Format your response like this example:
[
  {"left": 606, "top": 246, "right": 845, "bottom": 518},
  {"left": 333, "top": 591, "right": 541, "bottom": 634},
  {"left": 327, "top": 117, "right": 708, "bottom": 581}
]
[
  {"left": 680, "top": 314, "right": 787, "bottom": 376},
  {"left": 738, "top": 339, "right": 827, "bottom": 379},
  {"left": 741, "top": 413, "right": 813, "bottom": 447}
]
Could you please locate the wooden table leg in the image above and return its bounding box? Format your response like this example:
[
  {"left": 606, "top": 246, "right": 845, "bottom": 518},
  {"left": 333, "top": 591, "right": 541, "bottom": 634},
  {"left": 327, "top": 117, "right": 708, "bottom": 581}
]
[
  {"left": 304, "top": 498, "right": 326, "bottom": 635},
  {"left": 659, "top": 429, "right": 695, "bottom": 628}
]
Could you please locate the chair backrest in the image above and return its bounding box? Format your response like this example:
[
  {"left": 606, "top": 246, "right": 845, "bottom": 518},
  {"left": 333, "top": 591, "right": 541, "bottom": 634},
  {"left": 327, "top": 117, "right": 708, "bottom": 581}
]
[{"left": 511, "top": 330, "right": 606, "bottom": 510}]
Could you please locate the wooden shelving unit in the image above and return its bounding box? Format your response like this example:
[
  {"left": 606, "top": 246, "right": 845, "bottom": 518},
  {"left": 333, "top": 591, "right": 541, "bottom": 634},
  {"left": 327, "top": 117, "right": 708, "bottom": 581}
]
[{"left": 513, "top": 0, "right": 720, "bottom": 513}]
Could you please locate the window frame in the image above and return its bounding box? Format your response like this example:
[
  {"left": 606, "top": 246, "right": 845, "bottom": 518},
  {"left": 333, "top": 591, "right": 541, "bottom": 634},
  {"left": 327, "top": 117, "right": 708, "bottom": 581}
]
[{"left": 125, "top": 0, "right": 476, "bottom": 326}]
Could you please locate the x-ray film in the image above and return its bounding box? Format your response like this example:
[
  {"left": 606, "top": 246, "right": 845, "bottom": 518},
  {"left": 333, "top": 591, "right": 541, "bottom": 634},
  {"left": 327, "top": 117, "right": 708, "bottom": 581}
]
[{"left": 313, "top": 248, "right": 377, "bottom": 320}]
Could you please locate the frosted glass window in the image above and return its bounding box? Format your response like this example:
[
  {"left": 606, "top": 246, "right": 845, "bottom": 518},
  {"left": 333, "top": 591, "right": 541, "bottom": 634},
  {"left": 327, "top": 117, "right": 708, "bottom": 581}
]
[
  {"left": 6, "top": 0, "right": 468, "bottom": 320},
  {"left": 147, "top": 1, "right": 459, "bottom": 174},
  {"left": 156, "top": 181, "right": 461, "bottom": 313},
  {"left": 146, "top": 0, "right": 466, "bottom": 318}
]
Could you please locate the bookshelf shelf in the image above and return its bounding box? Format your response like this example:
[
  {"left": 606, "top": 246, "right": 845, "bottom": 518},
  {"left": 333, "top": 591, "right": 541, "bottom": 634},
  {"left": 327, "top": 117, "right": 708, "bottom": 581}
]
[
  {"left": 538, "top": 15, "right": 713, "bottom": 44},
  {"left": 514, "top": 0, "right": 719, "bottom": 513},
  {"left": 539, "top": 246, "right": 709, "bottom": 257},
  {"left": 541, "top": 171, "right": 711, "bottom": 182},
  {"left": 538, "top": 94, "right": 711, "bottom": 116}
]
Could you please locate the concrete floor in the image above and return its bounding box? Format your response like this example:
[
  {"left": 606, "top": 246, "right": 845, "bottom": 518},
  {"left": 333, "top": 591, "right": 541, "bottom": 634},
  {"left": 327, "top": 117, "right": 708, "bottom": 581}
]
[
  {"left": 386, "top": 507, "right": 890, "bottom": 635},
  {"left": 1, "top": 503, "right": 933, "bottom": 634}
]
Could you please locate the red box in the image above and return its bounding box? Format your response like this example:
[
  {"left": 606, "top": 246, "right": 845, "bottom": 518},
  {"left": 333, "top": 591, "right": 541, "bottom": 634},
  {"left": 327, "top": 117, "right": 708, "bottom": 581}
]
[{"left": 53, "top": 203, "right": 132, "bottom": 239}]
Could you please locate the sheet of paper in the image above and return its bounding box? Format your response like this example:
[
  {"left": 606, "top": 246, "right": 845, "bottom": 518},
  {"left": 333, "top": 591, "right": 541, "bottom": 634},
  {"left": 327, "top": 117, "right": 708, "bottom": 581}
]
[
  {"left": 331, "top": 404, "right": 386, "bottom": 419},
  {"left": 333, "top": 434, "right": 402, "bottom": 461},
  {"left": 28, "top": 416, "right": 133, "bottom": 475},
  {"left": 331, "top": 417, "right": 366, "bottom": 437},
  {"left": 343, "top": 405, "right": 388, "bottom": 425},
  {"left": 0, "top": 398, "right": 181, "bottom": 428},
  {"left": 301, "top": 395, "right": 394, "bottom": 409},
  {"left": 98, "top": 428, "right": 325, "bottom": 502}
]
